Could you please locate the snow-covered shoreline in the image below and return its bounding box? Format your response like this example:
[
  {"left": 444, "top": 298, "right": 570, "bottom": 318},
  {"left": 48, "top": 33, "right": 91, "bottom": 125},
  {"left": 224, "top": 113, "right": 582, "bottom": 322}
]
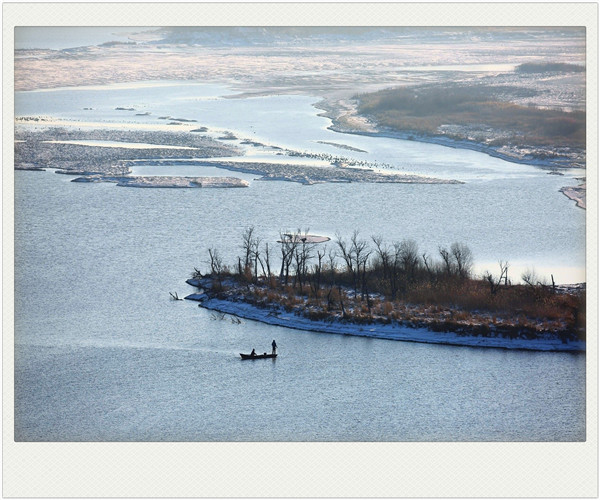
[{"left": 185, "top": 281, "right": 585, "bottom": 353}]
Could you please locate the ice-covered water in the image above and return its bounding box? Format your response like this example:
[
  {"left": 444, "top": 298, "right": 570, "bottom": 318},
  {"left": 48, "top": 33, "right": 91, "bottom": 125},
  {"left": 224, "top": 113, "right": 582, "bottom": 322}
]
[{"left": 13, "top": 81, "right": 586, "bottom": 441}]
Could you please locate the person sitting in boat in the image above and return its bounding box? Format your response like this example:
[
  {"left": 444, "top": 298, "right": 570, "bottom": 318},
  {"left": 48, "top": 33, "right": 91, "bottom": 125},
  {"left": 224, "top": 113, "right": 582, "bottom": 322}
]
[
  {"left": 271, "top": 340, "right": 277, "bottom": 355},
  {"left": 250, "top": 348, "right": 256, "bottom": 357}
]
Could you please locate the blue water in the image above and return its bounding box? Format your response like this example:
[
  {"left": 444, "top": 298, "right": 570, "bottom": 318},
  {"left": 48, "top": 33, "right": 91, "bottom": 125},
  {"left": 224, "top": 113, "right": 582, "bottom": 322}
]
[
  {"left": 13, "top": 82, "right": 586, "bottom": 441},
  {"left": 15, "top": 82, "right": 585, "bottom": 280},
  {"left": 14, "top": 169, "right": 585, "bottom": 442}
]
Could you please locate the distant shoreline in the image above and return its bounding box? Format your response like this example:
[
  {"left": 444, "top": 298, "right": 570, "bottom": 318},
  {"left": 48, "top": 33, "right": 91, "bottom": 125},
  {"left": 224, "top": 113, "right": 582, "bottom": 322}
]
[
  {"left": 560, "top": 184, "right": 587, "bottom": 209},
  {"left": 329, "top": 123, "right": 579, "bottom": 170},
  {"left": 327, "top": 121, "right": 587, "bottom": 209}
]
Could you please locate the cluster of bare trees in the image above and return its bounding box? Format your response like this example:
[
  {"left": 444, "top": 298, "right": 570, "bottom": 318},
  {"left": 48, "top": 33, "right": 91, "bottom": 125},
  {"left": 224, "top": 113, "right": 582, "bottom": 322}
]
[
  {"left": 278, "top": 230, "right": 318, "bottom": 289},
  {"left": 238, "top": 226, "right": 274, "bottom": 281},
  {"left": 205, "top": 226, "right": 479, "bottom": 305},
  {"left": 197, "top": 227, "right": 583, "bottom": 335}
]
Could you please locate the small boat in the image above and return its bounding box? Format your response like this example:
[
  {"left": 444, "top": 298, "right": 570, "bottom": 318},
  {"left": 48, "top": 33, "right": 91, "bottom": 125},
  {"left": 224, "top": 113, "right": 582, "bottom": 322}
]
[{"left": 240, "top": 352, "right": 277, "bottom": 360}]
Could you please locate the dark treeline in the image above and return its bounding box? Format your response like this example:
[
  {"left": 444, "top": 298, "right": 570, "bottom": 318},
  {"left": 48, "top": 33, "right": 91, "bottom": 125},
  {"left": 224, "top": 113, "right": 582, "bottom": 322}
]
[
  {"left": 199, "top": 227, "right": 584, "bottom": 333},
  {"left": 515, "top": 62, "right": 585, "bottom": 74},
  {"left": 206, "top": 227, "right": 473, "bottom": 296}
]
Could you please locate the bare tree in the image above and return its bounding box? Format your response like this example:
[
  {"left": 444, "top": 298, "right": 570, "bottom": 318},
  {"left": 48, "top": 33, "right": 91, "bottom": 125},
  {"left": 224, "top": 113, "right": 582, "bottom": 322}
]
[
  {"left": 335, "top": 232, "right": 354, "bottom": 275},
  {"left": 279, "top": 230, "right": 300, "bottom": 285},
  {"left": 484, "top": 271, "right": 499, "bottom": 295},
  {"left": 309, "top": 247, "right": 326, "bottom": 299},
  {"left": 335, "top": 232, "right": 359, "bottom": 297},
  {"left": 351, "top": 231, "right": 369, "bottom": 274},
  {"left": 360, "top": 253, "right": 372, "bottom": 309},
  {"left": 439, "top": 246, "right": 453, "bottom": 276},
  {"left": 292, "top": 246, "right": 302, "bottom": 289},
  {"left": 350, "top": 231, "right": 370, "bottom": 299},
  {"left": 263, "top": 242, "right": 272, "bottom": 281},
  {"left": 241, "top": 226, "right": 256, "bottom": 271},
  {"left": 498, "top": 260, "right": 509, "bottom": 286},
  {"left": 357, "top": 251, "right": 372, "bottom": 302},
  {"left": 208, "top": 247, "right": 224, "bottom": 278},
  {"left": 450, "top": 242, "right": 473, "bottom": 279},
  {"left": 522, "top": 267, "right": 546, "bottom": 288},
  {"left": 399, "top": 239, "right": 420, "bottom": 282},
  {"left": 388, "top": 241, "right": 407, "bottom": 298},
  {"left": 421, "top": 252, "right": 434, "bottom": 278},
  {"left": 290, "top": 230, "right": 315, "bottom": 290},
  {"left": 251, "top": 234, "right": 262, "bottom": 281},
  {"left": 325, "top": 249, "right": 338, "bottom": 311},
  {"left": 484, "top": 260, "right": 510, "bottom": 295},
  {"left": 257, "top": 250, "right": 267, "bottom": 279},
  {"left": 372, "top": 235, "right": 391, "bottom": 285}
]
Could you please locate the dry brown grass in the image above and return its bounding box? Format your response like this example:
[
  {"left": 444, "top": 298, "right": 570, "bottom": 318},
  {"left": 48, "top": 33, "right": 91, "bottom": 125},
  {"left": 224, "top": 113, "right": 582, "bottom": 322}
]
[
  {"left": 205, "top": 264, "right": 584, "bottom": 340},
  {"left": 400, "top": 279, "right": 582, "bottom": 329},
  {"left": 357, "top": 84, "right": 586, "bottom": 148}
]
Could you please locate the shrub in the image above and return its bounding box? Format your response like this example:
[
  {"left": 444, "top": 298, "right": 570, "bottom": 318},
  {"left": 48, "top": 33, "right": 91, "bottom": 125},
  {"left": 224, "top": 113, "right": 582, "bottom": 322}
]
[
  {"left": 383, "top": 301, "right": 394, "bottom": 316},
  {"left": 306, "top": 309, "right": 331, "bottom": 322}
]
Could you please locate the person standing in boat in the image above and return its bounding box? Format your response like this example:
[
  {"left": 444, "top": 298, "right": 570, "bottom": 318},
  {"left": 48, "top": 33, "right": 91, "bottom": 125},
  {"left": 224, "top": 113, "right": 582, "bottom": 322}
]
[
  {"left": 271, "top": 340, "right": 277, "bottom": 355},
  {"left": 250, "top": 348, "right": 256, "bottom": 357}
]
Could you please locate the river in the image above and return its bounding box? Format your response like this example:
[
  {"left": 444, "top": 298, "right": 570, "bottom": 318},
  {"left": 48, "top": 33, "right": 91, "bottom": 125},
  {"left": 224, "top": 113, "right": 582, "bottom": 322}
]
[{"left": 14, "top": 124, "right": 585, "bottom": 440}]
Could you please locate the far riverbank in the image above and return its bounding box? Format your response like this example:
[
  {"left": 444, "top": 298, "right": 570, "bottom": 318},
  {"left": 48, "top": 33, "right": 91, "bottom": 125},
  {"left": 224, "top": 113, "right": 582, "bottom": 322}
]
[
  {"left": 328, "top": 124, "right": 587, "bottom": 209},
  {"left": 318, "top": 97, "right": 586, "bottom": 208}
]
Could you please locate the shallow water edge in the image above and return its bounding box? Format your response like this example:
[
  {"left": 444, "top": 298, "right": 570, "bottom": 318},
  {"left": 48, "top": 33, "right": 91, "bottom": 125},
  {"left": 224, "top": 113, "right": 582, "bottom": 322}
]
[{"left": 185, "top": 280, "right": 585, "bottom": 353}]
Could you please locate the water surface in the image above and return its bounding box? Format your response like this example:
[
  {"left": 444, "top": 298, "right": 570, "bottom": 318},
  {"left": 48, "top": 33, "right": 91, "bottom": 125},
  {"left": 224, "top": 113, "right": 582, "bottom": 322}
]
[
  {"left": 14, "top": 81, "right": 586, "bottom": 441},
  {"left": 14, "top": 168, "right": 585, "bottom": 441}
]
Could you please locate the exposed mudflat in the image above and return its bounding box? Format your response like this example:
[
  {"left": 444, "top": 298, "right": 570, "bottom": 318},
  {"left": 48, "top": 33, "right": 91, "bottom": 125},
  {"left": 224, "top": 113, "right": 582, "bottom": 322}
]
[
  {"left": 178, "top": 159, "right": 462, "bottom": 185},
  {"left": 560, "top": 183, "right": 586, "bottom": 209},
  {"left": 14, "top": 125, "right": 461, "bottom": 187},
  {"left": 73, "top": 175, "right": 249, "bottom": 188}
]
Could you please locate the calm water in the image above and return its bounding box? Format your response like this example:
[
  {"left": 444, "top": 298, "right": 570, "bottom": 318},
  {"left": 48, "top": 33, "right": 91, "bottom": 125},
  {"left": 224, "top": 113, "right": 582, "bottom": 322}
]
[
  {"left": 14, "top": 169, "right": 585, "bottom": 442},
  {"left": 15, "top": 82, "right": 585, "bottom": 281},
  {"left": 14, "top": 82, "right": 586, "bottom": 441}
]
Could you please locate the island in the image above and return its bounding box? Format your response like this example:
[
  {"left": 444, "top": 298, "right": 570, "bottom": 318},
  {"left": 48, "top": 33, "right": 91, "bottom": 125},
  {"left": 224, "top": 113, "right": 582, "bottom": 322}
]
[
  {"left": 184, "top": 228, "right": 585, "bottom": 352},
  {"left": 321, "top": 63, "right": 586, "bottom": 170}
]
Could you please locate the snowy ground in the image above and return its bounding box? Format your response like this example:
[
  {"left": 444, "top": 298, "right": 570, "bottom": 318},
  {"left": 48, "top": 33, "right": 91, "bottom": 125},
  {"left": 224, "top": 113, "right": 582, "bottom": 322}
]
[
  {"left": 73, "top": 175, "right": 249, "bottom": 188},
  {"left": 184, "top": 284, "right": 585, "bottom": 353}
]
